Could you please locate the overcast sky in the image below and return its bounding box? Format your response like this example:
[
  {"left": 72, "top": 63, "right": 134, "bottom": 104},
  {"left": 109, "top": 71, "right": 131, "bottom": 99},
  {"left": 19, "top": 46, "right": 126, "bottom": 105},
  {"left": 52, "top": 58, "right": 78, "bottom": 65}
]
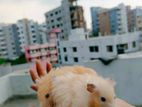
[{"left": 0, "top": 0, "right": 141, "bottom": 28}]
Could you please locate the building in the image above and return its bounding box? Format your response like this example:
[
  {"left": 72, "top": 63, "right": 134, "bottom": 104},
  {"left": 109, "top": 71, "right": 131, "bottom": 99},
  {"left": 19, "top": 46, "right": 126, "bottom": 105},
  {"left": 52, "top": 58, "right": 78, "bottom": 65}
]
[
  {"left": 98, "top": 10, "right": 111, "bottom": 35},
  {"left": 25, "top": 28, "right": 61, "bottom": 64},
  {"left": 0, "top": 24, "right": 18, "bottom": 59},
  {"left": 91, "top": 3, "right": 129, "bottom": 36},
  {"left": 16, "top": 19, "right": 40, "bottom": 53},
  {"left": 91, "top": 7, "right": 105, "bottom": 36},
  {"left": 127, "top": 7, "right": 142, "bottom": 32},
  {"left": 38, "top": 23, "right": 48, "bottom": 44},
  {"left": 59, "top": 28, "right": 141, "bottom": 64},
  {"left": 134, "top": 7, "right": 142, "bottom": 31},
  {"left": 45, "top": 0, "right": 86, "bottom": 39}
]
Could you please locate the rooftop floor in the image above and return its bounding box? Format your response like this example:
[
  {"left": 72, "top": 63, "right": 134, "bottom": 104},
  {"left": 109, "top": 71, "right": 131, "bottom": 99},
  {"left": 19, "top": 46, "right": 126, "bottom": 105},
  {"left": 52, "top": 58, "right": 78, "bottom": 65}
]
[{"left": 1, "top": 96, "right": 39, "bottom": 107}]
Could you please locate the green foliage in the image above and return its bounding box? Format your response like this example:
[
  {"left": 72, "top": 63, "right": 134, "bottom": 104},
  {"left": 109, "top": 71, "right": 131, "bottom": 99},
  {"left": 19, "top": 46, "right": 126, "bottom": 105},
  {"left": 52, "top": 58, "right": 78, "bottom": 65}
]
[
  {"left": 0, "top": 58, "right": 7, "bottom": 65},
  {"left": 0, "top": 54, "right": 27, "bottom": 65}
]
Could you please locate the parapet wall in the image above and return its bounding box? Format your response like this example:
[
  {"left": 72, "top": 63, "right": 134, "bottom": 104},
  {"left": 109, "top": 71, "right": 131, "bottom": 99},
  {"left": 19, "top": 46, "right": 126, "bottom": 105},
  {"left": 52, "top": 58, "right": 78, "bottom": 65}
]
[{"left": 0, "top": 71, "right": 35, "bottom": 104}]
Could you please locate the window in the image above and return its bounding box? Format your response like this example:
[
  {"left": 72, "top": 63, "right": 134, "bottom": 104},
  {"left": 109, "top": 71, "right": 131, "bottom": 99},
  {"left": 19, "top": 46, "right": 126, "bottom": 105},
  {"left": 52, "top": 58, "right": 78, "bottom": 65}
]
[
  {"left": 51, "top": 20, "right": 54, "bottom": 23},
  {"left": 63, "top": 47, "right": 67, "bottom": 52},
  {"left": 64, "top": 56, "right": 68, "bottom": 62},
  {"left": 72, "top": 47, "right": 77, "bottom": 52},
  {"left": 55, "top": 11, "right": 58, "bottom": 15},
  {"left": 32, "top": 30, "right": 35, "bottom": 33},
  {"left": 107, "top": 45, "right": 113, "bottom": 52},
  {"left": 33, "top": 35, "right": 36, "bottom": 38},
  {"left": 74, "top": 57, "right": 78, "bottom": 62},
  {"left": 57, "top": 17, "right": 62, "bottom": 21},
  {"left": 57, "top": 24, "right": 60, "bottom": 27},
  {"left": 50, "top": 13, "right": 53, "bottom": 16},
  {"left": 132, "top": 41, "right": 136, "bottom": 48},
  {"left": 31, "top": 25, "right": 34, "bottom": 28},
  {"left": 52, "top": 26, "right": 55, "bottom": 28},
  {"left": 89, "top": 46, "right": 99, "bottom": 52},
  {"left": 33, "top": 40, "right": 36, "bottom": 43}
]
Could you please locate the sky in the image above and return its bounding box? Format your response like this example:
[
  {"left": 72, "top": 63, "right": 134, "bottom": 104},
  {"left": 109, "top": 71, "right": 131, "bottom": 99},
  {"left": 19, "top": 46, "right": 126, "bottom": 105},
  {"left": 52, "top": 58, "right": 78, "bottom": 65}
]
[{"left": 0, "top": 0, "right": 141, "bottom": 28}]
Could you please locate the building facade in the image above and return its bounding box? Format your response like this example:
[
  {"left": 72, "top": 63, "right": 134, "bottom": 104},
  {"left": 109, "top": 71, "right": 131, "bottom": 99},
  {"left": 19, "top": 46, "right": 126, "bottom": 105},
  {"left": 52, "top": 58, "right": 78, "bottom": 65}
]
[
  {"left": 134, "top": 7, "right": 142, "bottom": 31},
  {"left": 59, "top": 29, "right": 141, "bottom": 64},
  {"left": 98, "top": 10, "right": 111, "bottom": 35},
  {"left": 91, "top": 3, "right": 129, "bottom": 36},
  {"left": 25, "top": 28, "right": 61, "bottom": 64},
  {"left": 38, "top": 23, "right": 48, "bottom": 44},
  {"left": 0, "top": 24, "right": 18, "bottom": 59},
  {"left": 16, "top": 19, "right": 40, "bottom": 53},
  {"left": 91, "top": 7, "right": 104, "bottom": 36},
  {"left": 45, "top": 0, "right": 86, "bottom": 39}
]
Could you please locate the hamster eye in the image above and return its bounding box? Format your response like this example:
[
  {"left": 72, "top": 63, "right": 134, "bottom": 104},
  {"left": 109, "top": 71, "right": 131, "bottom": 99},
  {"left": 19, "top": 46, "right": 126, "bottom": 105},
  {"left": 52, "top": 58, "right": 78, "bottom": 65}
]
[
  {"left": 45, "top": 93, "right": 50, "bottom": 98},
  {"left": 101, "top": 97, "right": 106, "bottom": 102}
]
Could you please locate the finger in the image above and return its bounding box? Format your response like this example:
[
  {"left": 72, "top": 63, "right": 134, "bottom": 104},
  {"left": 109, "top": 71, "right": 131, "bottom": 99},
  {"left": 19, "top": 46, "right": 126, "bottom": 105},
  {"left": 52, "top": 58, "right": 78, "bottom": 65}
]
[
  {"left": 46, "top": 61, "right": 52, "bottom": 73},
  {"left": 29, "top": 69, "right": 40, "bottom": 82},
  {"left": 36, "top": 60, "right": 46, "bottom": 76},
  {"left": 31, "top": 84, "right": 38, "bottom": 91}
]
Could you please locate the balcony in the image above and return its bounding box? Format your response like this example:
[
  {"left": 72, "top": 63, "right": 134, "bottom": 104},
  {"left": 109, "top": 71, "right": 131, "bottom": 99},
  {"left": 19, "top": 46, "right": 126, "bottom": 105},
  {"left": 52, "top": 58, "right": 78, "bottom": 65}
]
[
  {"left": 30, "top": 52, "right": 41, "bottom": 58},
  {"left": 41, "top": 51, "right": 49, "bottom": 56},
  {"left": 50, "top": 50, "right": 57, "bottom": 54},
  {"left": 50, "top": 57, "right": 58, "bottom": 61}
]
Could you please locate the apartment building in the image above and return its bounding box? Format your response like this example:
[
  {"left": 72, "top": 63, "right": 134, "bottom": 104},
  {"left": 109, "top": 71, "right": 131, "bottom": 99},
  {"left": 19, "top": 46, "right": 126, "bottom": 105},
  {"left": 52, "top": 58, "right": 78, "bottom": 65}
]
[
  {"left": 16, "top": 19, "right": 40, "bottom": 53},
  {"left": 91, "top": 7, "right": 105, "bottom": 36},
  {"left": 25, "top": 28, "right": 60, "bottom": 64},
  {"left": 0, "top": 24, "right": 18, "bottom": 59},
  {"left": 45, "top": 0, "right": 86, "bottom": 40},
  {"left": 98, "top": 10, "right": 111, "bottom": 35},
  {"left": 91, "top": 3, "right": 129, "bottom": 36},
  {"left": 38, "top": 23, "right": 48, "bottom": 44},
  {"left": 59, "top": 28, "right": 141, "bottom": 64},
  {"left": 134, "top": 7, "right": 142, "bottom": 31}
]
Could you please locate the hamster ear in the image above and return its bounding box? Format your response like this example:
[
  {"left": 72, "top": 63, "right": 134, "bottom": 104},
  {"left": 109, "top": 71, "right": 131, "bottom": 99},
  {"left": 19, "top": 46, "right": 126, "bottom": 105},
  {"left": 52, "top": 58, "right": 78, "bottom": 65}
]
[
  {"left": 87, "top": 83, "right": 96, "bottom": 93},
  {"left": 106, "top": 78, "right": 116, "bottom": 86}
]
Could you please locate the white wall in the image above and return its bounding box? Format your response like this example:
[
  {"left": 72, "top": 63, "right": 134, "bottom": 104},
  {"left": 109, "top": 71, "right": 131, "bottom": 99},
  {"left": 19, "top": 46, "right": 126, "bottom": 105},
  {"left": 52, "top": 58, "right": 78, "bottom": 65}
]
[
  {"left": 0, "top": 64, "right": 12, "bottom": 77},
  {"left": 10, "top": 73, "right": 35, "bottom": 96},
  {"left": 60, "top": 32, "right": 141, "bottom": 64},
  {"left": 82, "top": 57, "right": 142, "bottom": 105},
  {"left": 0, "top": 75, "right": 13, "bottom": 104},
  {"left": 0, "top": 71, "right": 35, "bottom": 104}
]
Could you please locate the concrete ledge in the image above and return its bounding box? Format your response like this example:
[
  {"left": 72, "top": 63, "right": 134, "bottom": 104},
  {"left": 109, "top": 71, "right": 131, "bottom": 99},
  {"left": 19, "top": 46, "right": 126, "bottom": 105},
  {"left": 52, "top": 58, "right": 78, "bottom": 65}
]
[{"left": 0, "top": 71, "right": 36, "bottom": 104}]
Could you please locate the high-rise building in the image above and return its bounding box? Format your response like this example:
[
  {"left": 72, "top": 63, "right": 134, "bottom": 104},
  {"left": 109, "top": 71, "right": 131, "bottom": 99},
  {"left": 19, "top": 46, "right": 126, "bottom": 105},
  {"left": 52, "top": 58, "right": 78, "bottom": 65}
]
[
  {"left": 38, "top": 23, "right": 48, "bottom": 44},
  {"left": 134, "top": 7, "right": 142, "bottom": 31},
  {"left": 0, "top": 24, "right": 18, "bottom": 59},
  {"left": 99, "top": 10, "right": 111, "bottom": 35},
  {"left": 91, "top": 7, "right": 105, "bottom": 36},
  {"left": 16, "top": 19, "right": 40, "bottom": 52},
  {"left": 91, "top": 3, "right": 128, "bottom": 36},
  {"left": 45, "top": 0, "right": 86, "bottom": 40}
]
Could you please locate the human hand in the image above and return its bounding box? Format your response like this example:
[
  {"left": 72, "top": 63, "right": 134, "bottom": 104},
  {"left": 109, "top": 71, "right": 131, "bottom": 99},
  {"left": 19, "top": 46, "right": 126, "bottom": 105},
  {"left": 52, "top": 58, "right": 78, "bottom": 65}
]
[{"left": 29, "top": 60, "right": 52, "bottom": 91}]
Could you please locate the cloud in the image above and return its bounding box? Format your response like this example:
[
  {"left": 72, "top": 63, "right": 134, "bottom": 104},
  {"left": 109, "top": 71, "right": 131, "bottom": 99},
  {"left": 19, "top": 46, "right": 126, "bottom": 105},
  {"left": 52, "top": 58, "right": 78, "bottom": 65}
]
[
  {"left": 0, "top": 0, "right": 60, "bottom": 23},
  {"left": 0, "top": 0, "right": 141, "bottom": 28}
]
